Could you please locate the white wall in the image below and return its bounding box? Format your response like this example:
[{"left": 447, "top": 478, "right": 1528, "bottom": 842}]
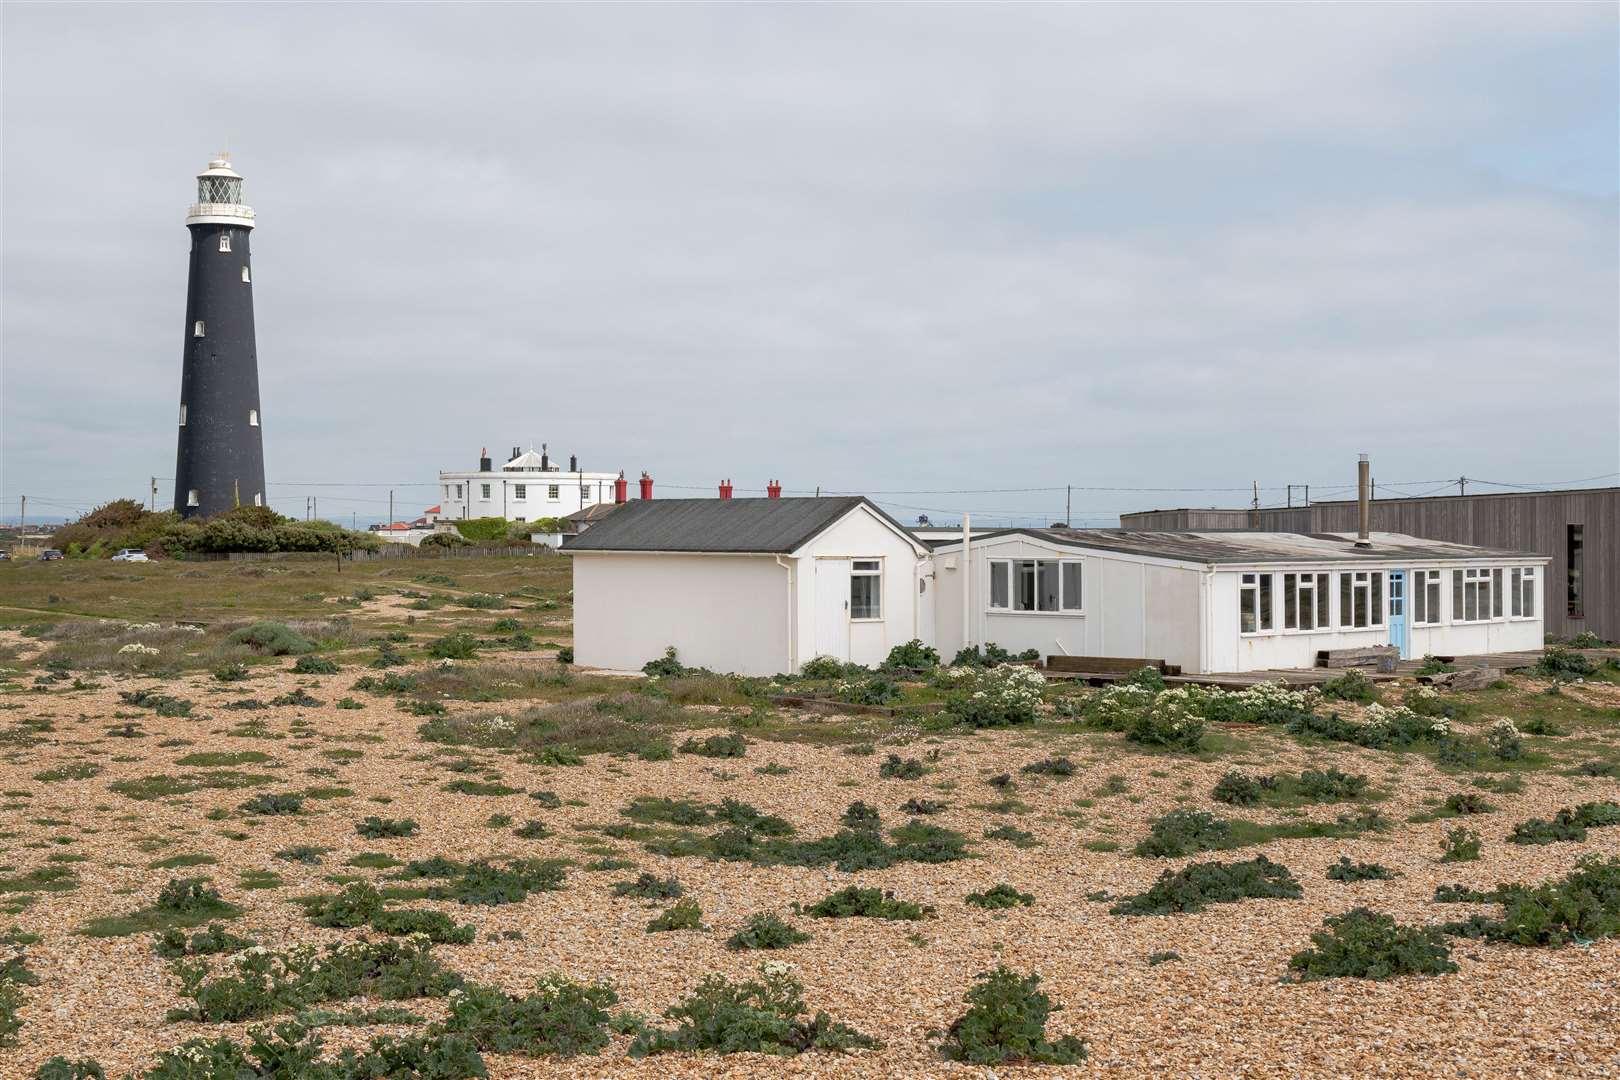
[
  {"left": 793, "top": 507, "right": 926, "bottom": 669},
  {"left": 572, "top": 553, "right": 790, "bottom": 675},
  {"left": 930, "top": 535, "right": 1203, "bottom": 670},
  {"left": 439, "top": 471, "right": 619, "bottom": 522},
  {"left": 1205, "top": 564, "right": 1546, "bottom": 672}
]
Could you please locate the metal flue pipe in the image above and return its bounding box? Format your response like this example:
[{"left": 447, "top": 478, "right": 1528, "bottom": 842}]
[{"left": 1355, "top": 453, "right": 1372, "bottom": 547}]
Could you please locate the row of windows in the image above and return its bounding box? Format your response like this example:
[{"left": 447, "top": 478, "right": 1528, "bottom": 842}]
[
  {"left": 185, "top": 489, "right": 262, "bottom": 508},
  {"left": 1240, "top": 567, "right": 1537, "bottom": 635},
  {"left": 987, "top": 559, "right": 1083, "bottom": 613},
  {"left": 446, "top": 482, "right": 582, "bottom": 502},
  {"left": 179, "top": 406, "right": 258, "bottom": 426}
]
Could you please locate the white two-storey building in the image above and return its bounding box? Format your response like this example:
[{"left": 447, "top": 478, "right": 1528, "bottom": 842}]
[{"left": 438, "top": 446, "right": 621, "bottom": 524}]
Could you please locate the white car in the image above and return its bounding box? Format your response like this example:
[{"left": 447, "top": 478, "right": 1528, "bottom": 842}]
[{"left": 111, "top": 549, "right": 150, "bottom": 562}]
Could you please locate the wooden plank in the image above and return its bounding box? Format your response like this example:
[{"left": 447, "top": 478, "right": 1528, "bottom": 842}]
[
  {"left": 1045, "top": 655, "right": 1169, "bottom": 674},
  {"left": 1318, "top": 645, "right": 1399, "bottom": 672}
]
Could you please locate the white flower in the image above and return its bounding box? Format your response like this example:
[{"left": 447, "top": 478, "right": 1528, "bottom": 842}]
[{"left": 118, "top": 643, "right": 160, "bottom": 655}]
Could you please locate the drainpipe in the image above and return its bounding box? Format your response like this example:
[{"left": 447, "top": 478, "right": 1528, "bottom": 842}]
[
  {"left": 775, "top": 555, "right": 795, "bottom": 673},
  {"left": 960, "top": 514, "right": 971, "bottom": 651},
  {"left": 1355, "top": 454, "right": 1372, "bottom": 548}
]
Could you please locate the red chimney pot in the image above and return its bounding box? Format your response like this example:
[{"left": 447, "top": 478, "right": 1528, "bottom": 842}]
[
  {"left": 638, "top": 472, "right": 654, "bottom": 500},
  {"left": 766, "top": 479, "right": 782, "bottom": 499},
  {"left": 718, "top": 479, "right": 733, "bottom": 500},
  {"left": 613, "top": 473, "right": 628, "bottom": 504}
]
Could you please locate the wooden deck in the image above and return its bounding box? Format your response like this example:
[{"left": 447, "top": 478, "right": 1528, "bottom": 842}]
[{"left": 1044, "top": 647, "right": 1618, "bottom": 691}]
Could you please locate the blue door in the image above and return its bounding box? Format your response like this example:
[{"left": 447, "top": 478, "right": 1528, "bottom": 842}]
[{"left": 1387, "top": 571, "right": 1408, "bottom": 659}]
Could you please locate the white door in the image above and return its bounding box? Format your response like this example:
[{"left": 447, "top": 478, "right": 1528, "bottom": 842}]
[{"left": 814, "top": 559, "right": 850, "bottom": 662}]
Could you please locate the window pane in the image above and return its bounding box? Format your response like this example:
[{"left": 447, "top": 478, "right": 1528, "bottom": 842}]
[
  {"left": 1453, "top": 571, "right": 1463, "bottom": 622},
  {"left": 1524, "top": 570, "right": 1535, "bottom": 618},
  {"left": 1061, "top": 563, "right": 1082, "bottom": 610},
  {"left": 1465, "top": 583, "right": 1477, "bottom": 621},
  {"left": 1491, "top": 569, "right": 1503, "bottom": 617},
  {"left": 1037, "top": 561, "right": 1060, "bottom": 612},
  {"left": 990, "top": 562, "right": 1009, "bottom": 609},
  {"left": 1340, "top": 575, "right": 1352, "bottom": 627},
  {"left": 1283, "top": 574, "right": 1297, "bottom": 629},
  {"left": 1014, "top": 561, "right": 1036, "bottom": 612},
  {"left": 1428, "top": 579, "right": 1440, "bottom": 624},
  {"left": 1240, "top": 586, "right": 1256, "bottom": 633},
  {"left": 1371, "top": 573, "right": 1383, "bottom": 626},
  {"left": 853, "top": 560, "right": 880, "bottom": 573},
  {"left": 1511, "top": 569, "right": 1522, "bottom": 617},
  {"left": 1354, "top": 582, "right": 1367, "bottom": 627},
  {"left": 1258, "top": 574, "right": 1273, "bottom": 630},
  {"left": 850, "top": 574, "right": 880, "bottom": 619},
  {"left": 1317, "top": 574, "right": 1330, "bottom": 629}
]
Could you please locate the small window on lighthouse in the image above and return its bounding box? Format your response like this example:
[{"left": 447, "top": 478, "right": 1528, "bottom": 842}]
[
  {"left": 253, "top": 493, "right": 263, "bottom": 507},
  {"left": 219, "top": 234, "right": 231, "bottom": 253},
  {"left": 249, "top": 409, "right": 259, "bottom": 427},
  {"left": 241, "top": 265, "right": 251, "bottom": 283},
  {"left": 193, "top": 321, "right": 205, "bottom": 337},
  {"left": 186, "top": 489, "right": 200, "bottom": 507},
  {"left": 179, "top": 404, "right": 187, "bottom": 426}
]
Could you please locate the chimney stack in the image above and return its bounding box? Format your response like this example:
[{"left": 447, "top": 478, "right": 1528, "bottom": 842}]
[
  {"left": 479, "top": 447, "right": 491, "bottom": 472},
  {"left": 614, "top": 472, "right": 628, "bottom": 504},
  {"left": 718, "top": 479, "right": 733, "bottom": 500},
  {"left": 511, "top": 446, "right": 520, "bottom": 462},
  {"left": 1355, "top": 453, "right": 1371, "bottom": 547},
  {"left": 569, "top": 454, "right": 577, "bottom": 472},
  {"left": 540, "top": 443, "right": 549, "bottom": 471},
  {"left": 766, "top": 479, "right": 782, "bottom": 499},
  {"left": 639, "top": 472, "right": 654, "bottom": 500}
]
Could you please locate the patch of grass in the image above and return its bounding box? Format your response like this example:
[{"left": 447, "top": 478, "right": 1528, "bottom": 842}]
[
  {"left": 1325, "top": 857, "right": 1396, "bottom": 882},
  {"left": 148, "top": 853, "right": 218, "bottom": 870},
  {"left": 613, "top": 874, "right": 683, "bottom": 900},
  {"left": 803, "top": 886, "right": 932, "bottom": 921},
  {"left": 239, "top": 793, "right": 304, "bottom": 816},
  {"left": 356, "top": 816, "right": 418, "bottom": 839},
  {"left": 965, "top": 884, "right": 1034, "bottom": 910},
  {"left": 1439, "top": 826, "right": 1482, "bottom": 863},
  {"left": 109, "top": 771, "right": 272, "bottom": 801},
  {"left": 79, "top": 877, "right": 242, "bottom": 937},
  {"left": 442, "top": 779, "right": 522, "bottom": 797},
  {"left": 175, "top": 751, "right": 273, "bottom": 767},
  {"left": 32, "top": 762, "right": 102, "bottom": 783}
]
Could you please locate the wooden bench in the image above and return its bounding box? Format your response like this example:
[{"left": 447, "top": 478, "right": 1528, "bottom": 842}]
[{"left": 1316, "top": 646, "right": 1398, "bottom": 673}]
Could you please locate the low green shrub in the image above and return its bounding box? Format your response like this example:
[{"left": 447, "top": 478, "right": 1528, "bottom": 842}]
[
  {"left": 1110, "top": 855, "right": 1301, "bottom": 915},
  {"left": 803, "top": 886, "right": 931, "bottom": 921},
  {"left": 1319, "top": 669, "right": 1378, "bottom": 703},
  {"left": 428, "top": 633, "right": 479, "bottom": 661},
  {"left": 881, "top": 639, "right": 939, "bottom": 672},
  {"left": 240, "top": 793, "right": 304, "bottom": 816},
  {"left": 613, "top": 874, "right": 683, "bottom": 900},
  {"left": 1296, "top": 767, "right": 1369, "bottom": 801},
  {"left": 213, "top": 664, "right": 250, "bottom": 683},
  {"left": 1286, "top": 908, "right": 1456, "bottom": 981},
  {"left": 1534, "top": 647, "right": 1596, "bottom": 679},
  {"left": 1325, "top": 857, "right": 1396, "bottom": 882},
  {"left": 726, "top": 912, "right": 810, "bottom": 950},
  {"left": 628, "top": 966, "right": 878, "bottom": 1057},
  {"left": 441, "top": 975, "right": 618, "bottom": 1057},
  {"left": 1439, "top": 826, "right": 1482, "bottom": 863},
  {"left": 304, "top": 882, "right": 386, "bottom": 929},
  {"left": 1444, "top": 792, "right": 1493, "bottom": 816},
  {"left": 1133, "top": 809, "right": 1233, "bottom": 858},
  {"left": 878, "top": 754, "right": 925, "bottom": 780},
  {"left": 291, "top": 655, "right": 339, "bottom": 675},
  {"left": 1020, "top": 756, "right": 1075, "bottom": 777},
  {"left": 153, "top": 924, "right": 256, "bottom": 959},
  {"left": 369, "top": 909, "right": 476, "bottom": 945},
  {"left": 679, "top": 733, "right": 747, "bottom": 758},
  {"left": 939, "top": 966, "right": 1086, "bottom": 1065},
  {"left": 1212, "top": 771, "right": 1268, "bottom": 806},
  {"left": 356, "top": 815, "right": 418, "bottom": 839},
  {"left": 646, "top": 898, "right": 705, "bottom": 932},
  {"left": 227, "top": 621, "right": 315, "bottom": 656},
  {"left": 965, "top": 883, "right": 1034, "bottom": 910},
  {"left": 900, "top": 797, "right": 947, "bottom": 815}
]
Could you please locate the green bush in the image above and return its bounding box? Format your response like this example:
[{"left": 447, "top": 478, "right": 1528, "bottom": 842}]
[
  {"left": 647, "top": 898, "right": 705, "bottom": 932},
  {"left": 213, "top": 663, "right": 250, "bottom": 683},
  {"left": 1020, "top": 756, "right": 1075, "bottom": 777},
  {"left": 726, "top": 912, "right": 810, "bottom": 950},
  {"left": 291, "top": 655, "right": 339, "bottom": 675},
  {"left": 1488, "top": 856, "right": 1620, "bottom": 946},
  {"left": 1439, "top": 826, "right": 1482, "bottom": 863},
  {"left": 153, "top": 924, "right": 256, "bottom": 959},
  {"left": 613, "top": 874, "right": 683, "bottom": 900},
  {"left": 305, "top": 882, "right": 385, "bottom": 928},
  {"left": 939, "top": 966, "right": 1087, "bottom": 1065},
  {"left": 1133, "top": 809, "right": 1233, "bottom": 858},
  {"left": 900, "top": 797, "right": 947, "bottom": 815},
  {"left": 369, "top": 909, "right": 476, "bottom": 945},
  {"left": 32, "top": 1058, "right": 106, "bottom": 1080},
  {"left": 878, "top": 754, "right": 925, "bottom": 780},
  {"left": 1212, "top": 771, "right": 1269, "bottom": 806},
  {"left": 1286, "top": 909, "right": 1456, "bottom": 981},
  {"left": 226, "top": 621, "right": 315, "bottom": 656},
  {"left": 798, "top": 655, "right": 848, "bottom": 679},
  {"left": 428, "top": 633, "right": 479, "bottom": 661},
  {"left": 628, "top": 966, "right": 878, "bottom": 1057},
  {"left": 441, "top": 975, "right": 619, "bottom": 1057},
  {"left": 642, "top": 647, "right": 688, "bottom": 677},
  {"left": 881, "top": 639, "right": 939, "bottom": 671},
  {"left": 1319, "top": 669, "right": 1378, "bottom": 703},
  {"left": 1325, "top": 857, "right": 1396, "bottom": 882},
  {"left": 680, "top": 733, "right": 747, "bottom": 758},
  {"left": 452, "top": 517, "right": 513, "bottom": 543},
  {"left": 240, "top": 793, "right": 304, "bottom": 816},
  {"left": 803, "top": 886, "right": 931, "bottom": 921},
  {"left": 1297, "top": 767, "right": 1369, "bottom": 801},
  {"left": 1110, "top": 855, "right": 1301, "bottom": 914},
  {"left": 1534, "top": 647, "right": 1596, "bottom": 679},
  {"left": 965, "top": 883, "right": 1034, "bottom": 910},
  {"left": 1444, "top": 792, "right": 1493, "bottom": 816},
  {"left": 356, "top": 816, "right": 418, "bottom": 839},
  {"left": 556, "top": 646, "right": 574, "bottom": 665}
]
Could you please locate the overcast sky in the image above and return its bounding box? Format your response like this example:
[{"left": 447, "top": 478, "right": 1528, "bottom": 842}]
[{"left": 3, "top": 3, "right": 1616, "bottom": 528}]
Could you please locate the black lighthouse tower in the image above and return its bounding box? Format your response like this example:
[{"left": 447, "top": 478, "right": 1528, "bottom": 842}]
[{"left": 173, "top": 154, "right": 266, "bottom": 518}]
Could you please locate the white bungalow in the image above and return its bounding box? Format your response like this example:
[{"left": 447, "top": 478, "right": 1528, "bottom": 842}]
[
  {"left": 929, "top": 528, "right": 1548, "bottom": 673},
  {"left": 565, "top": 497, "right": 930, "bottom": 675}
]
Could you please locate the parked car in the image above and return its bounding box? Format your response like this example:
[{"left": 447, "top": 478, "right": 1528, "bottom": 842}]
[
  {"left": 111, "top": 549, "right": 150, "bottom": 562},
  {"left": 37, "top": 549, "right": 63, "bottom": 561},
  {"left": 0, "top": 550, "right": 10, "bottom": 560}
]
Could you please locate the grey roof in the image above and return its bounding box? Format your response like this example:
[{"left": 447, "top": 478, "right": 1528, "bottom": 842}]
[
  {"left": 938, "top": 528, "right": 1545, "bottom": 565},
  {"left": 562, "top": 497, "right": 917, "bottom": 554}
]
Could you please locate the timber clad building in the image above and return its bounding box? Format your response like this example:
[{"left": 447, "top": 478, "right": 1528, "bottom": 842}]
[{"left": 1122, "top": 487, "right": 1618, "bottom": 642}]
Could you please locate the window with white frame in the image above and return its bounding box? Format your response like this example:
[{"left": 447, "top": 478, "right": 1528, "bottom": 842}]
[
  {"left": 987, "top": 559, "right": 1080, "bottom": 613},
  {"left": 253, "top": 493, "right": 262, "bottom": 507},
  {"left": 1412, "top": 569, "right": 1442, "bottom": 624},
  {"left": 850, "top": 560, "right": 882, "bottom": 619},
  {"left": 1491, "top": 568, "right": 1504, "bottom": 618},
  {"left": 548, "top": 485, "right": 560, "bottom": 500},
  {"left": 1338, "top": 571, "right": 1384, "bottom": 628},
  {"left": 1281, "top": 572, "right": 1329, "bottom": 630},
  {"left": 219, "top": 234, "right": 231, "bottom": 252},
  {"left": 454, "top": 484, "right": 463, "bottom": 499},
  {"left": 514, "top": 484, "right": 527, "bottom": 500},
  {"left": 178, "top": 403, "right": 187, "bottom": 426},
  {"left": 242, "top": 265, "right": 251, "bottom": 283},
  {"left": 186, "top": 489, "right": 199, "bottom": 507},
  {"left": 248, "top": 409, "right": 258, "bottom": 426},
  {"left": 1240, "top": 572, "right": 1273, "bottom": 633},
  {"left": 1452, "top": 568, "right": 1493, "bottom": 622},
  {"left": 480, "top": 483, "right": 491, "bottom": 500},
  {"left": 193, "top": 320, "right": 205, "bottom": 337},
  {"left": 1511, "top": 567, "right": 1537, "bottom": 618}
]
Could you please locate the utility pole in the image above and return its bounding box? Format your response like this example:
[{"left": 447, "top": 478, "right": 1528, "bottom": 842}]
[
  {"left": 1065, "top": 484, "right": 1072, "bottom": 527},
  {"left": 389, "top": 490, "right": 394, "bottom": 527},
  {"left": 1458, "top": 476, "right": 1467, "bottom": 496},
  {"left": 150, "top": 477, "right": 157, "bottom": 512},
  {"left": 18, "top": 496, "right": 25, "bottom": 533},
  {"left": 313, "top": 496, "right": 318, "bottom": 521}
]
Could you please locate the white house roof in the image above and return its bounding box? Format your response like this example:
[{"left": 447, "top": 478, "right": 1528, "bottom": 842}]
[
  {"left": 502, "top": 450, "right": 548, "bottom": 470},
  {"left": 935, "top": 528, "right": 1545, "bottom": 566}
]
